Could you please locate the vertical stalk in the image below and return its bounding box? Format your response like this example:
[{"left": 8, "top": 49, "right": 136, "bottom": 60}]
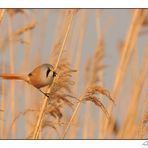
[
  {"left": 103, "top": 9, "right": 147, "bottom": 138},
  {"left": 8, "top": 14, "right": 16, "bottom": 138},
  {"left": 0, "top": 9, "right": 5, "bottom": 24},
  {"left": 94, "top": 10, "right": 106, "bottom": 139},
  {"left": 68, "top": 10, "right": 87, "bottom": 139},
  {"left": 32, "top": 11, "right": 74, "bottom": 139},
  {"left": 0, "top": 56, "right": 5, "bottom": 138}
]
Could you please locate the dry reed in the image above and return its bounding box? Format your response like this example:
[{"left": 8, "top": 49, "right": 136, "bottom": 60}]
[
  {"left": 102, "top": 9, "right": 148, "bottom": 138},
  {"left": 32, "top": 10, "right": 75, "bottom": 139},
  {"left": 0, "top": 9, "right": 148, "bottom": 139}
]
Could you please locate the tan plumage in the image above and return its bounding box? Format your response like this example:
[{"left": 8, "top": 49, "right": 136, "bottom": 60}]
[
  {"left": 0, "top": 64, "right": 57, "bottom": 89},
  {"left": 0, "top": 74, "right": 29, "bottom": 82}
]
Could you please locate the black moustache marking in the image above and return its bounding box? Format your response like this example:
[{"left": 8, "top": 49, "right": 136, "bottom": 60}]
[{"left": 46, "top": 68, "right": 51, "bottom": 77}]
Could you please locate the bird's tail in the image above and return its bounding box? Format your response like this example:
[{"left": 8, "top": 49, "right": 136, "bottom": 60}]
[{"left": 0, "top": 74, "right": 29, "bottom": 82}]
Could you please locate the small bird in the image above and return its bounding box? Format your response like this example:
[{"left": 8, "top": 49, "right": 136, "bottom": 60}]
[{"left": 0, "top": 64, "right": 57, "bottom": 94}]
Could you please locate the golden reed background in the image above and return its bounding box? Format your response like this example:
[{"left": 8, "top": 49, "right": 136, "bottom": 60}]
[{"left": 0, "top": 9, "right": 148, "bottom": 139}]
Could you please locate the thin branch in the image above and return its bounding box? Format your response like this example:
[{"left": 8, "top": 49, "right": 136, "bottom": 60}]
[
  {"left": 32, "top": 11, "right": 74, "bottom": 139},
  {"left": 61, "top": 95, "right": 83, "bottom": 139}
]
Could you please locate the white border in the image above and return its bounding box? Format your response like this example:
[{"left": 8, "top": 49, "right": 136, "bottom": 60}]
[
  {"left": 0, "top": 0, "right": 148, "bottom": 8},
  {"left": 0, "top": 140, "right": 147, "bottom": 148}
]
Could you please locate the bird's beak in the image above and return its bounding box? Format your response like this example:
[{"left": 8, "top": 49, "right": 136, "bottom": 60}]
[{"left": 53, "top": 71, "right": 57, "bottom": 77}]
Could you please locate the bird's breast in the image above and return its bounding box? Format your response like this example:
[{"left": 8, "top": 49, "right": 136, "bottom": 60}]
[{"left": 28, "top": 73, "right": 54, "bottom": 89}]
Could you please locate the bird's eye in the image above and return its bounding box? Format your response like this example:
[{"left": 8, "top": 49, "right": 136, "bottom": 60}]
[{"left": 46, "top": 68, "right": 51, "bottom": 77}]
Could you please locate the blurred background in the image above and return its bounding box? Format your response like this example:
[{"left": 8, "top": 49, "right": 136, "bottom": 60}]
[{"left": 0, "top": 9, "right": 148, "bottom": 139}]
